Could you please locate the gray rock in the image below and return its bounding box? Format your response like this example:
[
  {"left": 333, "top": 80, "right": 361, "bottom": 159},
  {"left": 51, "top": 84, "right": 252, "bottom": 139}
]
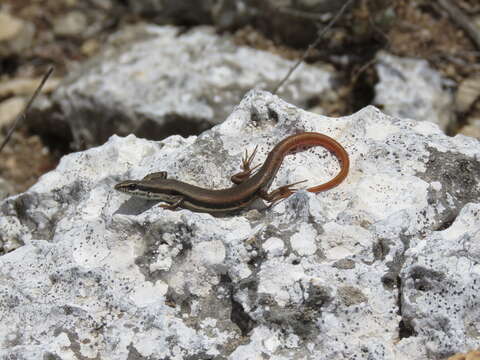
[
  {"left": 1, "top": 90, "right": 480, "bottom": 359},
  {"left": 33, "top": 25, "right": 334, "bottom": 149},
  {"left": 374, "top": 51, "right": 455, "bottom": 133}
]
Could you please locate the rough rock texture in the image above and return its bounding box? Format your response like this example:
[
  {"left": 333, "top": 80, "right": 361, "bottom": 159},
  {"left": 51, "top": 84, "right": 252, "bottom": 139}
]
[
  {"left": 374, "top": 51, "right": 455, "bottom": 133},
  {"left": 32, "top": 25, "right": 335, "bottom": 149},
  {"left": 400, "top": 204, "right": 480, "bottom": 358},
  {"left": 1, "top": 90, "right": 480, "bottom": 359}
]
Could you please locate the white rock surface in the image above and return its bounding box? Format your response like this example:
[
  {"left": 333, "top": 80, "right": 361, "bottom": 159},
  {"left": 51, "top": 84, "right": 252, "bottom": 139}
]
[
  {"left": 374, "top": 51, "right": 455, "bottom": 133},
  {"left": 1, "top": 90, "right": 480, "bottom": 359},
  {"left": 400, "top": 203, "right": 480, "bottom": 358},
  {"left": 34, "top": 25, "right": 335, "bottom": 149}
]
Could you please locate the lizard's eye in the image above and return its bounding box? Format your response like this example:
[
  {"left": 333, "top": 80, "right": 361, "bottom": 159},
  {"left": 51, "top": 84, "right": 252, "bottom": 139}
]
[{"left": 127, "top": 184, "right": 137, "bottom": 191}]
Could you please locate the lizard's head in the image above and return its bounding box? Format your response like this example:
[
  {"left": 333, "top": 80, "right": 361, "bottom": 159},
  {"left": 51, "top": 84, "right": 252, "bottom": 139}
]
[
  {"left": 114, "top": 179, "right": 180, "bottom": 203},
  {"left": 114, "top": 180, "right": 142, "bottom": 195}
]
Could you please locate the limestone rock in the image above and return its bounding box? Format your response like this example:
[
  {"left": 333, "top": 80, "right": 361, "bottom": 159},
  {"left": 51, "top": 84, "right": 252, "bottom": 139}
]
[
  {"left": 374, "top": 51, "right": 455, "bottom": 133},
  {"left": 32, "top": 25, "right": 335, "bottom": 149},
  {"left": 1, "top": 90, "right": 479, "bottom": 359}
]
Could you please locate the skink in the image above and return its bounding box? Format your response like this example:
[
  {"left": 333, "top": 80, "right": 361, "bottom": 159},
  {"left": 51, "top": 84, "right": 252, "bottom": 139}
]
[{"left": 115, "top": 132, "right": 349, "bottom": 213}]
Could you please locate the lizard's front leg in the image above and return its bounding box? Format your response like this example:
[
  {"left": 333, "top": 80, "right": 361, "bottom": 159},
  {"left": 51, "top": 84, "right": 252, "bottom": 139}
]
[
  {"left": 159, "top": 196, "right": 184, "bottom": 210},
  {"left": 231, "top": 145, "right": 261, "bottom": 185}
]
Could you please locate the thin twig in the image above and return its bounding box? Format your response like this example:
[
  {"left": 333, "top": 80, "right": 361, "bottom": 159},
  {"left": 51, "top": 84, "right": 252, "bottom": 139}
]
[
  {"left": 272, "top": 0, "right": 356, "bottom": 94},
  {"left": 438, "top": 0, "right": 480, "bottom": 50},
  {"left": 0, "top": 67, "right": 54, "bottom": 153}
]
